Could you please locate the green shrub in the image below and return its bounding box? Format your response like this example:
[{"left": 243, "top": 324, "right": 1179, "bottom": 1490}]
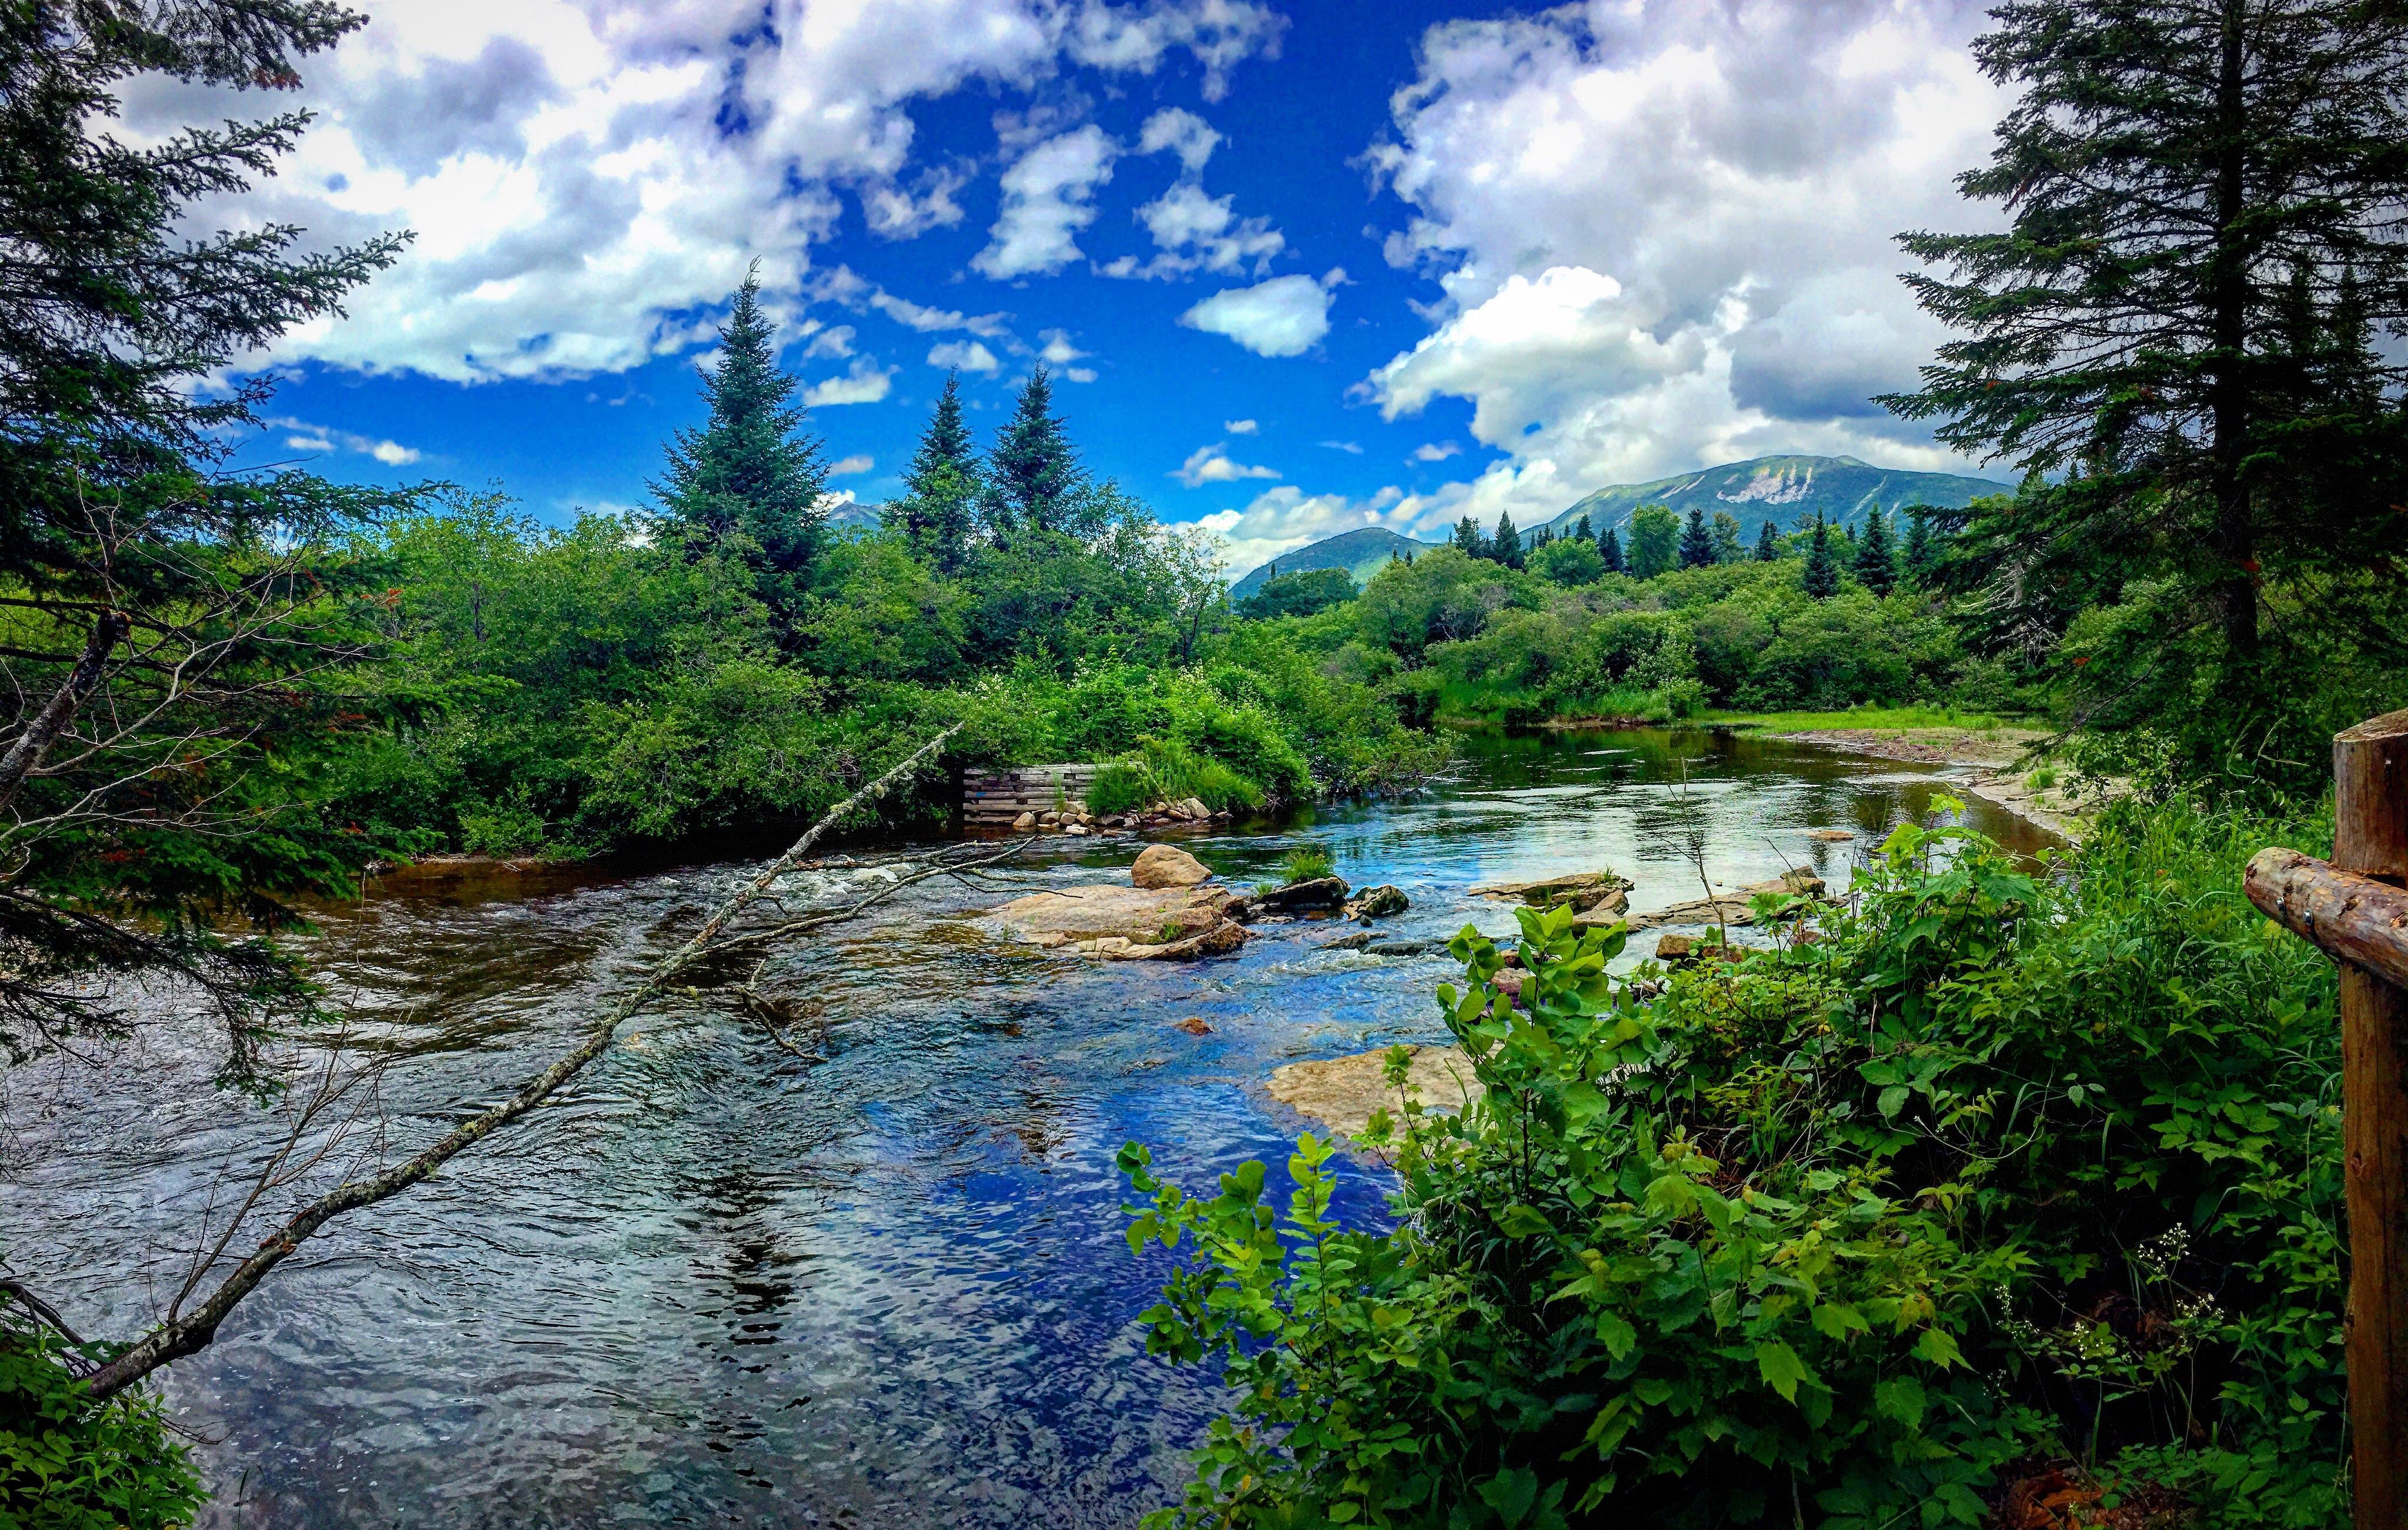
[
  {"left": 1278, "top": 845, "right": 1335, "bottom": 885},
  {"left": 1086, "top": 761, "right": 1153, "bottom": 815},
  {"left": 1, "top": 1303, "right": 205, "bottom": 1529},
  {"left": 1122, "top": 798, "right": 2346, "bottom": 1526},
  {"left": 1141, "top": 739, "right": 1263, "bottom": 813}
]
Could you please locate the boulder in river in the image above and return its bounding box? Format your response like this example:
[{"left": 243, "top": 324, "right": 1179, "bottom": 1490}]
[
  {"left": 1319, "top": 929, "right": 1374, "bottom": 951},
  {"left": 1349, "top": 884, "right": 1409, "bottom": 919},
  {"left": 1471, "top": 869, "right": 1633, "bottom": 912},
  {"left": 1132, "top": 844, "right": 1213, "bottom": 889},
  {"left": 1268, "top": 1044, "right": 1484, "bottom": 1140},
  {"left": 1253, "top": 876, "right": 1349, "bottom": 912},
  {"left": 1366, "top": 937, "right": 1437, "bottom": 957},
  {"left": 1626, "top": 869, "right": 1828, "bottom": 930}
]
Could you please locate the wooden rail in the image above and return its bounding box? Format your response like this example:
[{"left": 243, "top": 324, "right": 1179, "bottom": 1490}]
[{"left": 2245, "top": 708, "right": 2408, "bottom": 1529}]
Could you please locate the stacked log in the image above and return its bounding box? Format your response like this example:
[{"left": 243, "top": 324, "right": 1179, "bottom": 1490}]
[{"left": 961, "top": 764, "right": 1102, "bottom": 828}]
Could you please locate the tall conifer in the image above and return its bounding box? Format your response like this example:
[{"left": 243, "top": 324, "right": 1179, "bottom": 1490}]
[
  {"left": 1802, "top": 515, "right": 1841, "bottom": 599},
  {"left": 888, "top": 371, "right": 980, "bottom": 571},
  {"left": 1599, "top": 527, "right": 1624, "bottom": 574},
  {"left": 1678, "top": 507, "right": 1715, "bottom": 568},
  {"left": 1854, "top": 509, "right": 1897, "bottom": 595},
  {"left": 1491, "top": 512, "right": 1522, "bottom": 568},
  {"left": 986, "top": 366, "right": 1085, "bottom": 537},
  {"left": 1754, "top": 519, "right": 1781, "bottom": 561}
]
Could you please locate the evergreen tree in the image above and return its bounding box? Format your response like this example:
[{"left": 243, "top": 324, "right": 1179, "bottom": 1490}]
[
  {"left": 1802, "top": 514, "right": 1841, "bottom": 600},
  {"left": 1534, "top": 526, "right": 1553, "bottom": 550},
  {"left": 986, "top": 366, "right": 1086, "bottom": 536},
  {"left": 654, "top": 269, "right": 828, "bottom": 592},
  {"left": 1754, "top": 518, "right": 1781, "bottom": 561},
  {"left": 1677, "top": 506, "right": 1716, "bottom": 569},
  {"left": 1854, "top": 508, "right": 1897, "bottom": 595},
  {"left": 1598, "top": 527, "right": 1624, "bottom": 574},
  {"left": 1573, "top": 513, "right": 1593, "bottom": 543},
  {"left": 1710, "top": 510, "right": 1744, "bottom": 564},
  {"left": 1902, "top": 507, "right": 1938, "bottom": 585},
  {"left": 1884, "top": 0, "right": 2408, "bottom": 665},
  {"left": 887, "top": 371, "right": 981, "bottom": 572},
  {"left": 1454, "top": 515, "right": 1484, "bottom": 556},
  {"left": 1491, "top": 511, "right": 1523, "bottom": 568}
]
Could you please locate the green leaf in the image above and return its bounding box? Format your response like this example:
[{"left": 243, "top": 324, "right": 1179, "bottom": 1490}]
[
  {"left": 1755, "top": 1340, "right": 1814, "bottom": 1402},
  {"left": 1872, "top": 1375, "right": 1925, "bottom": 1426},
  {"left": 1912, "top": 1328, "right": 1964, "bottom": 1370},
  {"left": 1596, "top": 1311, "right": 1637, "bottom": 1361},
  {"left": 1878, "top": 1084, "right": 1909, "bottom": 1120},
  {"left": 1496, "top": 1203, "right": 1556, "bottom": 1238}
]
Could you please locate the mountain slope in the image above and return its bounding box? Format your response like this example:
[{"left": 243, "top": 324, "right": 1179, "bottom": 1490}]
[
  {"left": 1228, "top": 526, "right": 1440, "bottom": 598},
  {"left": 1539, "top": 455, "right": 2009, "bottom": 542}
]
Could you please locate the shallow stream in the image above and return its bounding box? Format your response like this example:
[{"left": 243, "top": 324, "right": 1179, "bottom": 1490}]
[{"left": 10, "top": 728, "right": 2054, "bottom": 1528}]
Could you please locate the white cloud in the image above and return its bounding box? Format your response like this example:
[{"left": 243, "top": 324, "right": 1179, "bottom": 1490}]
[
  {"left": 804, "top": 324, "right": 855, "bottom": 359},
  {"left": 1355, "top": 1, "right": 2006, "bottom": 527},
  {"left": 1138, "top": 106, "right": 1222, "bottom": 172},
  {"left": 1412, "top": 441, "right": 1461, "bottom": 463},
  {"left": 1063, "top": 366, "right": 1099, "bottom": 383},
  {"left": 1319, "top": 440, "right": 1362, "bottom": 454},
  {"left": 119, "top": 1, "right": 1278, "bottom": 383},
  {"left": 1038, "top": 329, "right": 1087, "bottom": 364},
  {"left": 928, "top": 339, "right": 1002, "bottom": 373},
  {"left": 804, "top": 357, "right": 895, "bottom": 406},
  {"left": 1224, "top": 417, "right": 1258, "bottom": 434},
  {"left": 1180, "top": 272, "right": 1334, "bottom": 357},
  {"left": 1194, "top": 483, "right": 1412, "bottom": 581},
  {"left": 812, "top": 265, "right": 1012, "bottom": 339},
  {"left": 1174, "top": 442, "right": 1280, "bottom": 487},
  {"left": 268, "top": 416, "right": 422, "bottom": 464},
  {"left": 974, "top": 124, "right": 1117, "bottom": 279},
  {"left": 829, "top": 454, "right": 875, "bottom": 476}
]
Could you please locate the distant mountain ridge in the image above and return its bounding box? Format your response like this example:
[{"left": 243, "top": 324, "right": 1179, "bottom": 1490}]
[
  {"left": 1225, "top": 454, "right": 2012, "bottom": 593},
  {"left": 1227, "top": 526, "right": 1440, "bottom": 598},
  {"left": 1540, "top": 454, "right": 2009, "bottom": 543}
]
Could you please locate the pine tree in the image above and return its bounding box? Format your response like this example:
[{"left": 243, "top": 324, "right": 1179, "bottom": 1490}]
[
  {"left": 887, "top": 371, "right": 980, "bottom": 572},
  {"left": 654, "top": 268, "right": 828, "bottom": 591},
  {"left": 1454, "top": 515, "right": 1484, "bottom": 556},
  {"left": 1599, "top": 527, "right": 1624, "bottom": 574},
  {"left": 1854, "top": 508, "right": 1897, "bottom": 595},
  {"left": 1883, "top": 0, "right": 2408, "bottom": 664},
  {"left": 1802, "top": 515, "right": 1841, "bottom": 600},
  {"left": 1754, "top": 519, "right": 1781, "bottom": 561},
  {"left": 1902, "top": 507, "right": 1938, "bottom": 585},
  {"left": 1677, "top": 506, "right": 1715, "bottom": 569},
  {"left": 986, "top": 366, "right": 1086, "bottom": 537},
  {"left": 1491, "top": 511, "right": 1523, "bottom": 568},
  {"left": 1574, "top": 513, "right": 1593, "bottom": 543}
]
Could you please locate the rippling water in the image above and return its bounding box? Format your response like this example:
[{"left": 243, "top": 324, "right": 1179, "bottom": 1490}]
[{"left": 9, "top": 728, "right": 2052, "bottom": 1528}]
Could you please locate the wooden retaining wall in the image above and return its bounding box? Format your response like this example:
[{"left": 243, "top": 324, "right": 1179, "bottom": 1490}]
[{"left": 961, "top": 764, "right": 1102, "bottom": 828}]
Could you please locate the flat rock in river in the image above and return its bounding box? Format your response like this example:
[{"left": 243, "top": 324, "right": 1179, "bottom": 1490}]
[
  {"left": 1471, "top": 869, "right": 1633, "bottom": 911},
  {"left": 1268, "top": 1044, "right": 1484, "bottom": 1140},
  {"left": 991, "top": 883, "right": 1242, "bottom": 946}
]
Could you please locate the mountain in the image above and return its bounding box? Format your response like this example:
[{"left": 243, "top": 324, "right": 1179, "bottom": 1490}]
[
  {"left": 1537, "top": 455, "right": 2009, "bottom": 543},
  {"left": 1228, "top": 526, "right": 1440, "bottom": 598}
]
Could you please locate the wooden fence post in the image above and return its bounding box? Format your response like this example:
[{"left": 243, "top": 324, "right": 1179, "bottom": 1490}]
[{"left": 2336, "top": 710, "right": 2408, "bottom": 1528}]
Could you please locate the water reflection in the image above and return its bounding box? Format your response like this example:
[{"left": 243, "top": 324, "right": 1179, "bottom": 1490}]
[{"left": 7, "top": 728, "right": 2054, "bottom": 1527}]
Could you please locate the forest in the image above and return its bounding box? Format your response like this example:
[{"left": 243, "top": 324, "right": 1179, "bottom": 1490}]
[{"left": 4, "top": 0, "right": 2408, "bottom": 1527}]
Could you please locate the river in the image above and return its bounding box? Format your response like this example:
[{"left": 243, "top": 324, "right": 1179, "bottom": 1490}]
[{"left": 8, "top": 728, "right": 2055, "bottom": 1528}]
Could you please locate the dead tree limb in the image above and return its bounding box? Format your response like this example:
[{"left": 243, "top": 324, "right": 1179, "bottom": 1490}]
[
  {"left": 0, "top": 610, "right": 128, "bottom": 815},
  {"left": 79, "top": 724, "right": 961, "bottom": 1401}
]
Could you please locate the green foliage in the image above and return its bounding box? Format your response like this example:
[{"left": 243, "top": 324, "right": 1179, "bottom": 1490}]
[
  {"left": 1490, "top": 513, "right": 1524, "bottom": 569},
  {"left": 1755, "top": 519, "right": 1781, "bottom": 562},
  {"left": 1678, "top": 507, "right": 1716, "bottom": 569},
  {"left": 1802, "top": 517, "right": 1841, "bottom": 600},
  {"left": 1125, "top": 798, "right": 2347, "bottom": 1526},
  {"left": 1852, "top": 511, "right": 1895, "bottom": 596},
  {"left": 1, "top": 1301, "right": 204, "bottom": 1529},
  {"left": 1598, "top": 526, "right": 1625, "bottom": 575},
  {"left": 1239, "top": 567, "right": 1357, "bottom": 620},
  {"left": 1277, "top": 845, "right": 1335, "bottom": 885},
  {"left": 1086, "top": 762, "right": 1153, "bottom": 815},
  {"left": 886, "top": 372, "right": 981, "bottom": 574},
  {"left": 1529, "top": 537, "right": 1603, "bottom": 587},
  {"left": 1627, "top": 505, "right": 1680, "bottom": 580},
  {"left": 987, "top": 366, "right": 1094, "bottom": 538}
]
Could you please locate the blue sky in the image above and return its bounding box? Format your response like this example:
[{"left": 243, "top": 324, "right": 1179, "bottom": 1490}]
[{"left": 142, "top": 0, "right": 2010, "bottom": 578}]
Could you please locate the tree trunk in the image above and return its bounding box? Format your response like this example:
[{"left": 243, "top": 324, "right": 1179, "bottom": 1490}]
[
  {"left": 0, "top": 610, "right": 129, "bottom": 815},
  {"left": 2208, "top": 0, "right": 2259, "bottom": 658}
]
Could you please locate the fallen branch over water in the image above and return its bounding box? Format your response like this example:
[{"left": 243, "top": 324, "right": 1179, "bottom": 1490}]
[{"left": 77, "top": 725, "right": 962, "bottom": 1402}]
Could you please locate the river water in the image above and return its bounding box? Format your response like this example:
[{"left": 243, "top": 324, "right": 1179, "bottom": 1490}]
[{"left": 9, "top": 728, "right": 2052, "bottom": 1528}]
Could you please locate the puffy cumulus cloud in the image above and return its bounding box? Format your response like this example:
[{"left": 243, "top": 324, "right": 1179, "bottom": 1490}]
[
  {"left": 1224, "top": 417, "right": 1258, "bottom": 434},
  {"left": 928, "top": 339, "right": 1002, "bottom": 372},
  {"left": 1194, "top": 484, "right": 1413, "bottom": 581},
  {"left": 974, "top": 125, "right": 1117, "bottom": 279},
  {"left": 1173, "top": 442, "right": 1280, "bottom": 487},
  {"left": 123, "top": 0, "right": 1277, "bottom": 383},
  {"left": 804, "top": 358, "right": 895, "bottom": 406},
  {"left": 803, "top": 324, "right": 856, "bottom": 359},
  {"left": 1411, "top": 441, "right": 1460, "bottom": 463},
  {"left": 1103, "top": 104, "right": 1282, "bottom": 279},
  {"left": 1038, "top": 329, "right": 1087, "bottom": 364},
  {"left": 1180, "top": 270, "right": 1337, "bottom": 357},
  {"left": 828, "top": 454, "right": 875, "bottom": 476},
  {"left": 1360, "top": 1, "right": 2006, "bottom": 526},
  {"left": 1137, "top": 106, "right": 1222, "bottom": 172}
]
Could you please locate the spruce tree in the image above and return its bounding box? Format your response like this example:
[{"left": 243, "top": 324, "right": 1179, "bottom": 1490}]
[
  {"left": 986, "top": 366, "right": 1085, "bottom": 537},
  {"left": 1710, "top": 510, "right": 1744, "bottom": 564},
  {"left": 1802, "top": 515, "right": 1841, "bottom": 599},
  {"left": 1754, "top": 519, "right": 1781, "bottom": 561},
  {"left": 1854, "top": 508, "right": 1897, "bottom": 595},
  {"left": 1599, "top": 527, "right": 1624, "bottom": 574},
  {"left": 1884, "top": 0, "right": 2408, "bottom": 664},
  {"left": 1574, "top": 513, "right": 1593, "bottom": 543},
  {"left": 887, "top": 371, "right": 980, "bottom": 572},
  {"left": 1454, "top": 515, "right": 1484, "bottom": 555},
  {"left": 1902, "top": 507, "right": 1938, "bottom": 585},
  {"left": 654, "top": 269, "right": 828, "bottom": 591},
  {"left": 1677, "top": 506, "right": 1716, "bottom": 568},
  {"left": 1491, "top": 511, "right": 1523, "bottom": 568}
]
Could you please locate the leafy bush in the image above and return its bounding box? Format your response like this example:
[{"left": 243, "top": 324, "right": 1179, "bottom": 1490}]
[
  {"left": 1123, "top": 799, "right": 2346, "bottom": 1526},
  {"left": 1278, "top": 845, "right": 1336, "bottom": 885},
  {"left": 1, "top": 1303, "right": 204, "bottom": 1530},
  {"left": 1086, "top": 761, "right": 1154, "bottom": 815}
]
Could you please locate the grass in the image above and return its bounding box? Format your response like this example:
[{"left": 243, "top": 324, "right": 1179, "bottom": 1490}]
[{"left": 1279, "top": 845, "right": 1336, "bottom": 885}]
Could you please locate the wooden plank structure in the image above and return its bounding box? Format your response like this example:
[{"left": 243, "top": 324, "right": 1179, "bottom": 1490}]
[
  {"left": 961, "top": 763, "right": 1102, "bottom": 828},
  {"left": 2244, "top": 708, "right": 2408, "bottom": 1529}
]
